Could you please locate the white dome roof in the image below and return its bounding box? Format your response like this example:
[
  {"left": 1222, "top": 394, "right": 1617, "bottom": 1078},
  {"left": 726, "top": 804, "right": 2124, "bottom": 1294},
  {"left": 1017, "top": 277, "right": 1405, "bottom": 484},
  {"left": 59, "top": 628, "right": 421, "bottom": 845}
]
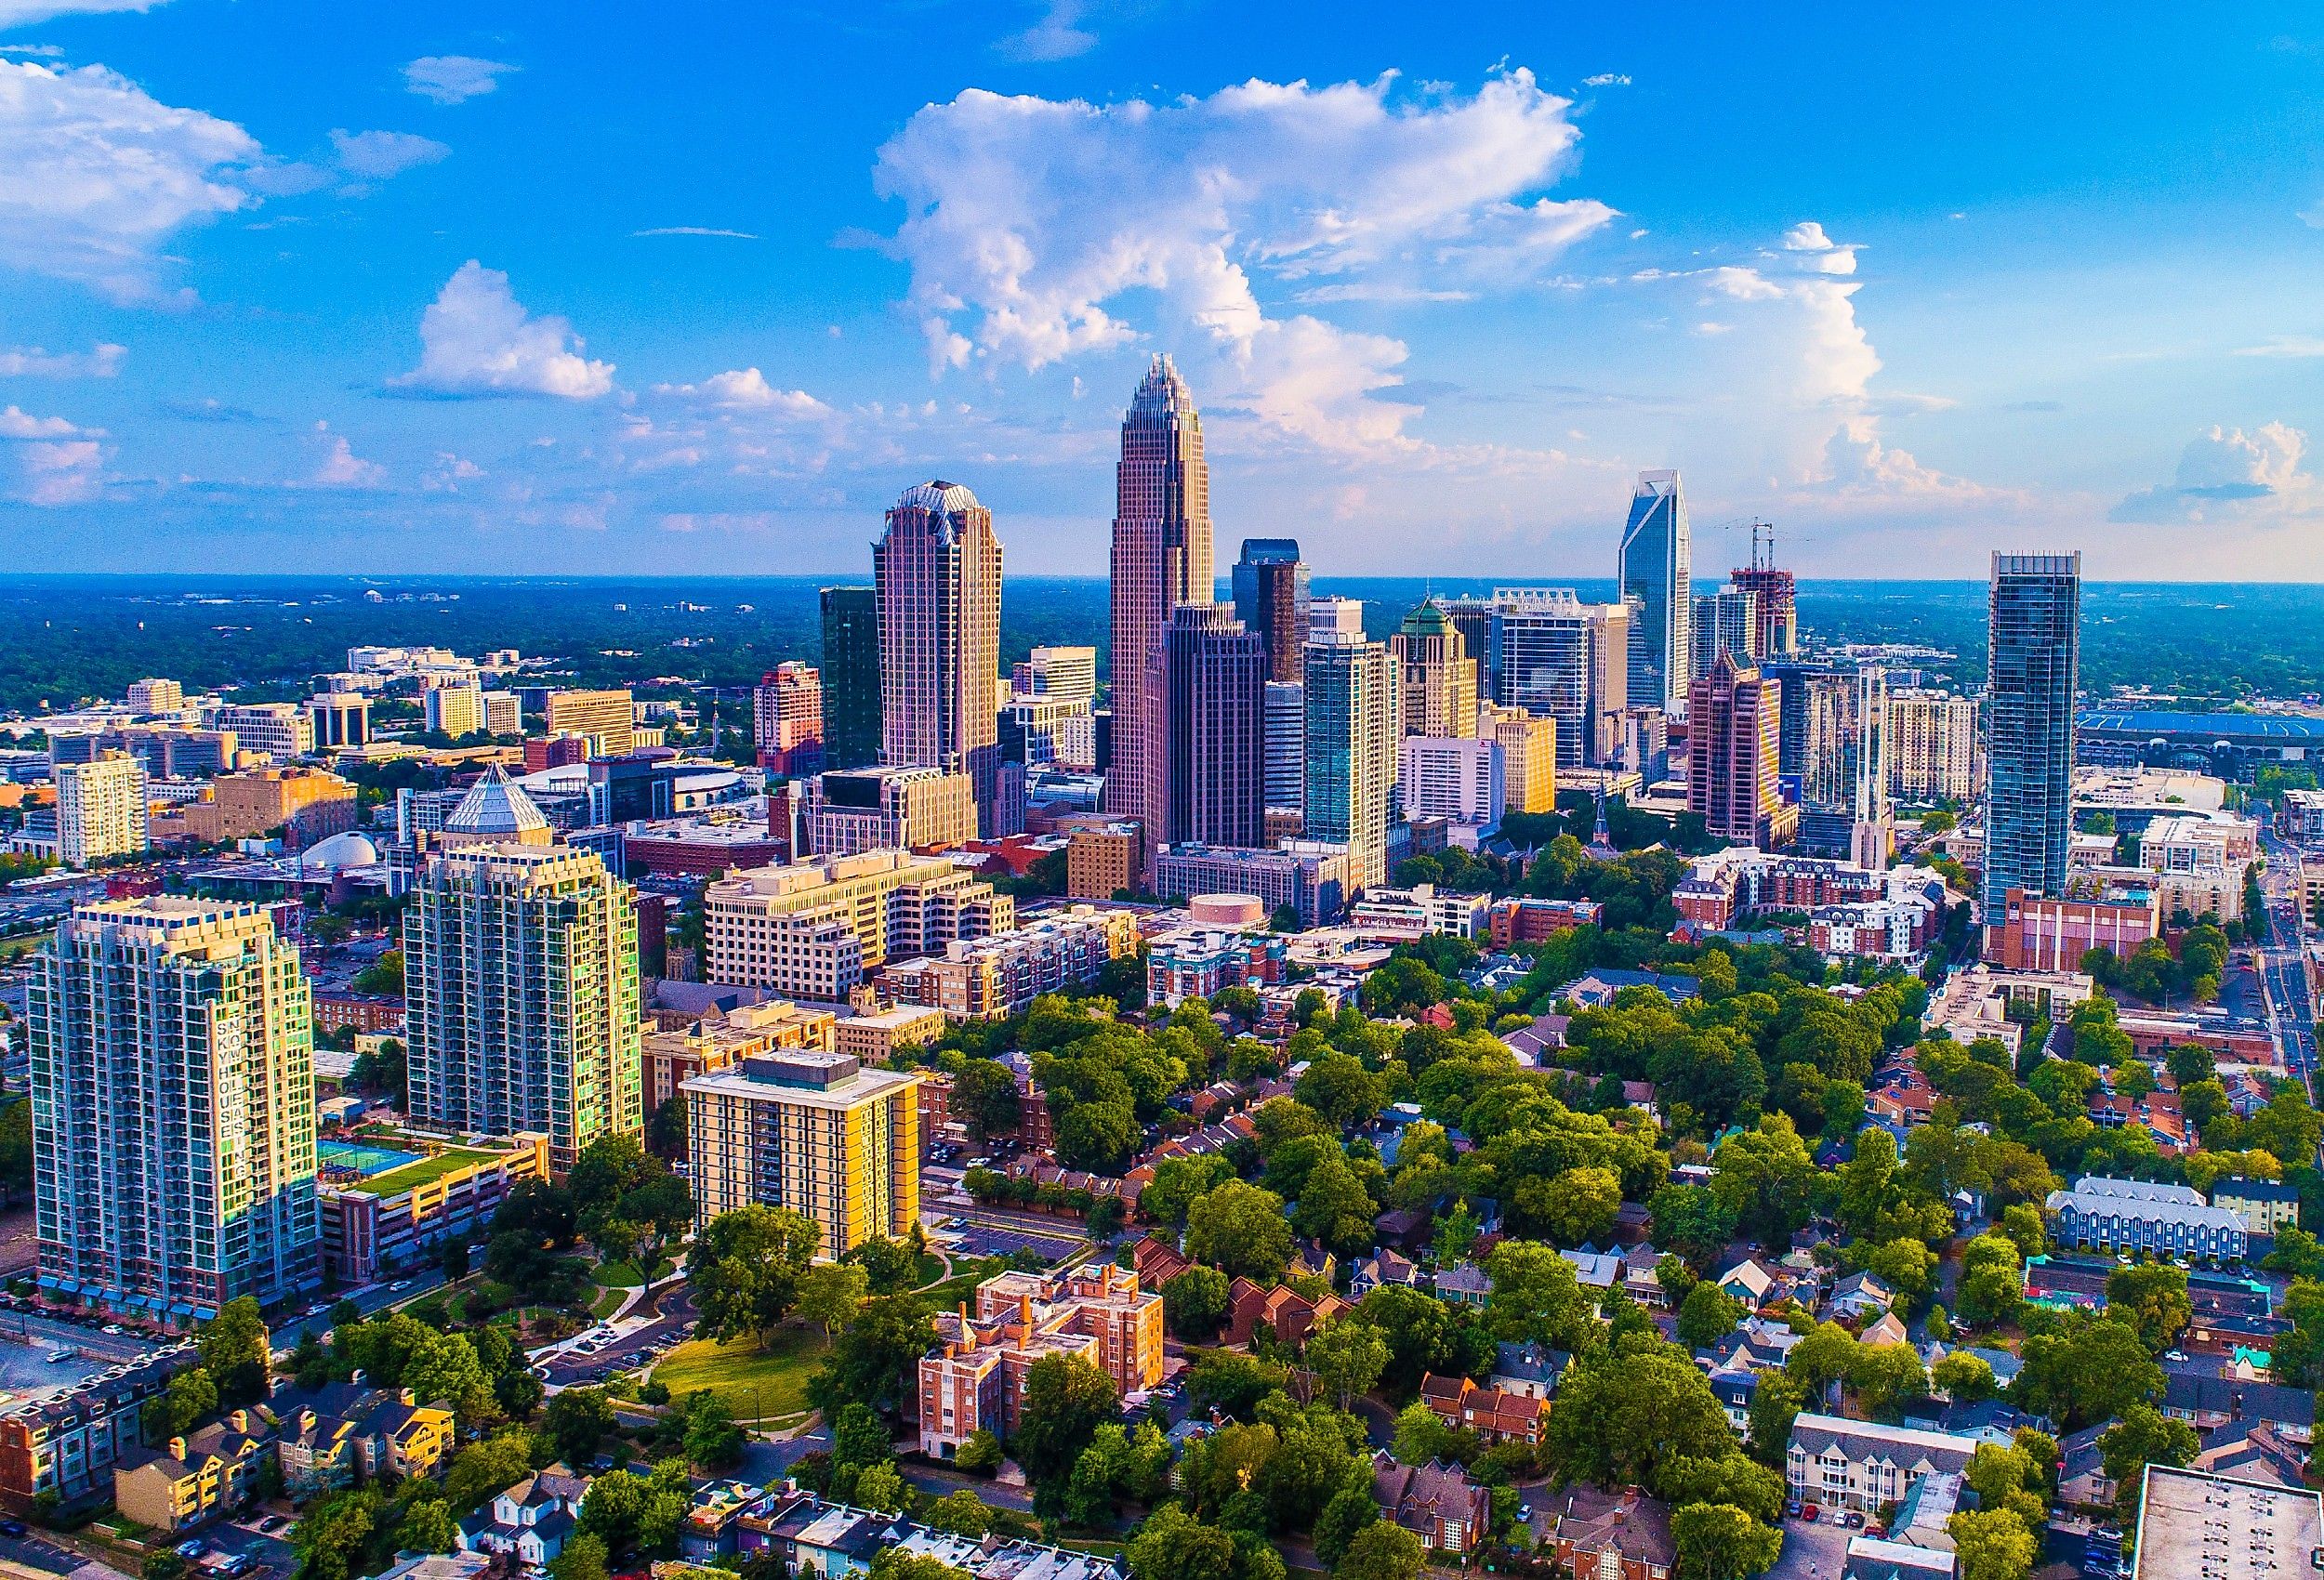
[{"left": 303, "top": 830, "right": 382, "bottom": 871}]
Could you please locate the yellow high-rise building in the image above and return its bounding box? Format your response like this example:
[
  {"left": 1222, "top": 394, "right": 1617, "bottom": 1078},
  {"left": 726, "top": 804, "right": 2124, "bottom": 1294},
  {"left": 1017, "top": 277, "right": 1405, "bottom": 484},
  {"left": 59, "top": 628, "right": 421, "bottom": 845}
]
[
  {"left": 543, "top": 689, "right": 635, "bottom": 757},
  {"left": 684, "top": 1050, "right": 919, "bottom": 1260},
  {"left": 1482, "top": 704, "right": 1558, "bottom": 814}
]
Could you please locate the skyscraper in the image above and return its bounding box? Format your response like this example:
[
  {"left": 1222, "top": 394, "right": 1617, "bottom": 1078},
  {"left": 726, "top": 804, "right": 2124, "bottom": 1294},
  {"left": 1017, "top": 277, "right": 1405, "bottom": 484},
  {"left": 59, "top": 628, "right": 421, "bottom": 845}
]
[
  {"left": 1163, "top": 604, "right": 1267, "bottom": 849},
  {"left": 1304, "top": 633, "right": 1400, "bottom": 889},
  {"left": 875, "top": 480, "right": 1004, "bottom": 835},
  {"left": 1618, "top": 468, "right": 1692, "bottom": 716},
  {"left": 1690, "top": 587, "right": 1761, "bottom": 681},
  {"left": 1888, "top": 691, "right": 1980, "bottom": 803},
  {"left": 1106, "top": 356, "right": 1213, "bottom": 862},
  {"left": 1851, "top": 667, "right": 1894, "bottom": 869},
  {"left": 1984, "top": 552, "right": 2081, "bottom": 928},
  {"left": 1264, "top": 680, "right": 1305, "bottom": 816},
  {"left": 819, "top": 586, "right": 882, "bottom": 770},
  {"left": 405, "top": 775, "right": 643, "bottom": 1175},
  {"left": 686, "top": 1050, "right": 920, "bottom": 1262},
  {"left": 1231, "top": 538, "right": 1310, "bottom": 685},
  {"left": 755, "top": 662, "right": 825, "bottom": 777},
  {"left": 1686, "top": 652, "right": 1796, "bottom": 850},
  {"left": 1392, "top": 599, "right": 1479, "bottom": 740},
  {"left": 54, "top": 752, "right": 148, "bottom": 868},
  {"left": 1490, "top": 588, "right": 1630, "bottom": 767},
  {"left": 33, "top": 898, "right": 320, "bottom": 1320}
]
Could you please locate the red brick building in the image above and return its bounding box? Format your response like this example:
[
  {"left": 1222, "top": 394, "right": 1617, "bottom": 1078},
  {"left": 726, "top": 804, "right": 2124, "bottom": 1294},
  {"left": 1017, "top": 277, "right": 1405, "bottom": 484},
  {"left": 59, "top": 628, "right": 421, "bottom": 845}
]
[{"left": 1987, "top": 883, "right": 2161, "bottom": 971}]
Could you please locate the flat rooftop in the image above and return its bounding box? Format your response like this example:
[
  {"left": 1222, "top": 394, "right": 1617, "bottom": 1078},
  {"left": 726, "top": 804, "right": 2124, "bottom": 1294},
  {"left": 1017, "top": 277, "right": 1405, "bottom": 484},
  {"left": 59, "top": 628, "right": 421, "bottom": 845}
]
[{"left": 2133, "top": 1464, "right": 2324, "bottom": 1580}]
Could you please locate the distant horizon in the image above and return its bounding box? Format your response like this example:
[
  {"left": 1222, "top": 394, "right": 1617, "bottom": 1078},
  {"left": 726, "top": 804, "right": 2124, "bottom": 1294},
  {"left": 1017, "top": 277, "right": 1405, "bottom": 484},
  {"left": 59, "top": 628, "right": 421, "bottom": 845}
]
[{"left": 2, "top": 571, "right": 2321, "bottom": 591}]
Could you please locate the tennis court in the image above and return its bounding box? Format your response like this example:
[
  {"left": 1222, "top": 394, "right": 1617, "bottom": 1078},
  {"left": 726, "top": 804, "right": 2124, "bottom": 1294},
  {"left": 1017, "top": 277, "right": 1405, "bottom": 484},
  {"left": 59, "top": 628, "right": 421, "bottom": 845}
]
[{"left": 320, "top": 1139, "right": 427, "bottom": 1175}]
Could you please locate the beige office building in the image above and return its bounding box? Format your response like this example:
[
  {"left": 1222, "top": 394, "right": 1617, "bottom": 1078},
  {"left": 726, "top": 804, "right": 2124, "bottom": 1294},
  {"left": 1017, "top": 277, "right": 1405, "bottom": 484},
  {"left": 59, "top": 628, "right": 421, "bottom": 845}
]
[
  {"left": 203, "top": 704, "right": 313, "bottom": 761},
  {"left": 1393, "top": 599, "right": 1479, "bottom": 741},
  {"left": 424, "top": 682, "right": 485, "bottom": 739},
  {"left": 543, "top": 689, "right": 635, "bottom": 757},
  {"left": 56, "top": 753, "right": 149, "bottom": 867},
  {"left": 1482, "top": 704, "right": 1557, "bottom": 814},
  {"left": 685, "top": 1050, "right": 919, "bottom": 1259},
  {"left": 126, "top": 678, "right": 183, "bottom": 713},
  {"left": 797, "top": 765, "right": 978, "bottom": 857},
  {"left": 703, "top": 849, "right": 1011, "bottom": 1001},
  {"left": 1888, "top": 691, "right": 1980, "bottom": 805}
]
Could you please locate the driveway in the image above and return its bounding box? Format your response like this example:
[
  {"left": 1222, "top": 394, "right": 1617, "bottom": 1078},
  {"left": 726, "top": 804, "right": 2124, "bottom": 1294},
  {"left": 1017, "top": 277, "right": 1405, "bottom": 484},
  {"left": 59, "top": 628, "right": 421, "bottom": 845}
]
[{"left": 1765, "top": 1515, "right": 1852, "bottom": 1580}]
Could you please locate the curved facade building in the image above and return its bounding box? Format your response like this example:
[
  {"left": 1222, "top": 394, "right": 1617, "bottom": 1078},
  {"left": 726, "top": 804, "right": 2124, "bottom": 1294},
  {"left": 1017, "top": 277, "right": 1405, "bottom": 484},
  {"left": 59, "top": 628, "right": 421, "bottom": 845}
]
[
  {"left": 1618, "top": 468, "right": 1692, "bottom": 717},
  {"left": 875, "top": 480, "right": 1004, "bottom": 834}
]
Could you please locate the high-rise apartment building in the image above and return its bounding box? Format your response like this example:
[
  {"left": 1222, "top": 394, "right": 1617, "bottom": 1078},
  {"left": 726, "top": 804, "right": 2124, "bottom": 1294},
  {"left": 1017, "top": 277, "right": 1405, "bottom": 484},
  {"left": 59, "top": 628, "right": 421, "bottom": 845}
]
[
  {"left": 1308, "top": 596, "right": 1367, "bottom": 642},
  {"left": 795, "top": 765, "right": 978, "bottom": 857},
  {"left": 1231, "top": 539, "right": 1310, "bottom": 685},
  {"left": 204, "top": 703, "right": 313, "bottom": 761},
  {"left": 1398, "top": 737, "right": 1505, "bottom": 833},
  {"left": 1393, "top": 599, "right": 1479, "bottom": 741},
  {"left": 424, "top": 681, "right": 485, "bottom": 739},
  {"left": 309, "top": 692, "right": 369, "bottom": 749},
  {"left": 404, "top": 816, "right": 643, "bottom": 1176},
  {"left": 876, "top": 481, "right": 1003, "bottom": 834},
  {"left": 1618, "top": 469, "right": 1692, "bottom": 716},
  {"left": 1851, "top": 667, "right": 1894, "bottom": 869},
  {"left": 1800, "top": 672, "right": 1865, "bottom": 813},
  {"left": 1687, "top": 652, "right": 1796, "bottom": 849},
  {"left": 1984, "top": 552, "right": 2081, "bottom": 928},
  {"left": 1490, "top": 588, "right": 1631, "bottom": 768},
  {"left": 1439, "top": 598, "right": 1499, "bottom": 703},
  {"left": 1264, "top": 681, "right": 1305, "bottom": 815},
  {"left": 1888, "top": 691, "right": 1980, "bottom": 804},
  {"left": 543, "top": 689, "right": 635, "bottom": 757},
  {"left": 55, "top": 753, "right": 149, "bottom": 868},
  {"left": 685, "top": 1049, "right": 919, "bottom": 1261},
  {"left": 1304, "top": 633, "right": 1401, "bottom": 889},
  {"left": 1481, "top": 704, "right": 1557, "bottom": 814},
  {"left": 33, "top": 898, "right": 320, "bottom": 1320},
  {"left": 1163, "top": 603, "right": 1266, "bottom": 848},
  {"left": 702, "top": 849, "right": 1010, "bottom": 1000},
  {"left": 755, "top": 662, "right": 825, "bottom": 777},
  {"left": 1106, "top": 358, "right": 1213, "bottom": 862},
  {"left": 483, "top": 691, "right": 520, "bottom": 736},
  {"left": 1690, "top": 587, "right": 1761, "bottom": 681},
  {"left": 819, "top": 586, "right": 882, "bottom": 770},
  {"left": 125, "top": 678, "right": 183, "bottom": 714}
]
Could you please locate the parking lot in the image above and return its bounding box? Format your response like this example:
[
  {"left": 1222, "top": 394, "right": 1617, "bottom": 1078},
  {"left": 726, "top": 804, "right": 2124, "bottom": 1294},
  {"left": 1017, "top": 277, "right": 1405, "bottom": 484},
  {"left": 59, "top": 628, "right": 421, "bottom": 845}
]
[
  {"left": 1764, "top": 1513, "right": 1852, "bottom": 1580},
  {"left": 940, "top": 1217, "right": 1089, "bottom": 1262}
]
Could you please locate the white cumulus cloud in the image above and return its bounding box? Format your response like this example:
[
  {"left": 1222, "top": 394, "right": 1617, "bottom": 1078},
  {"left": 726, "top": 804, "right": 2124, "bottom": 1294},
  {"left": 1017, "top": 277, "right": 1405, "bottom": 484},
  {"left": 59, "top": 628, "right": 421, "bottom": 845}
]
[
  {"left": 873, "top": 67, "right": 1615, "bottom": 452},
  {"left": 392, "top": 261, "right": 614, "bottom": 400},
  {"left": 1781, "top": 219, "right": 1860, "bottom": 275},
  {"left": 310, "top": 422, "right": 383, "bottom": 487},
  {"left": 654, "top": 367, "right": 830, "bottom": 413},
  {"left": 0, "top": 0, "right": 167, "bottom": 25},
  {"left": 328, "top": 128, "right": 449, "bottom": 179},
  {"left": 0, "top": 403, "right": 81, "bottom": 436},
  {"left": 16, "top": 439, "right": 100, "bottom": 504},
  {"left": 0, "top": 342, "right": 123, "bottom": 375},
  {"left": 403, "top": 56, "right": 516, "bottom": 105},
  {"left": 2112, "top": 422, "right": 2318, "bottom": 523},
  {"left": 997, "top": 0, "right": 1095, "bottom": 60}
]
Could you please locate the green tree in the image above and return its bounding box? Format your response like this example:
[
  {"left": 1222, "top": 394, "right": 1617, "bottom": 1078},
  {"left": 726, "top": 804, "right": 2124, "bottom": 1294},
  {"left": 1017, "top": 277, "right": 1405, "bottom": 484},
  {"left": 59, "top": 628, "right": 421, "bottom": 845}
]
[
  {"left": 1934, "top": 1351, "right": 1999, "bottom": 1403},
  {"left": 1670, "top": 1504, "right": 1782, "bottom": 1580},
  {"left": 1291, "top": 1155, "right": 1378, "bottom": 1255},
  {"left": 1313, "top": 1484, "right": 1380, "bottom": 1567},
  {"left": 143, "top": 1555, "right": 187, "bottom": 1580},
  {"left": 1649, "top": 1183, "right": 1739, "bottom": 1272},
  {"left": 1164, "top": 1266, "right": 1233, "bottom": 1341},
  {"left": 395, "top": 1501, "right": 457, "bottom": 1555},
  {"left": 291, "top": 1490, "right": 378, "bottom": 1580},
  {"left": 2012, "top": 1318, "right": 2164, "bottom": 1431},
  {"left": 1336, "top": 1521, "right": 1423, "bottom": 1580},
  {"left": 924, "top": 1489, "right": 995, "bottom": 1536},
  {"left": 2098, "top": 1403, "right": 2199, "bottom": 1521},
  {"left": 0, "top": 1100, "right": 33, "bottom": 1208},
  {"left": 954, "top": 1430, "right": 1003, "bottom": 1476},
  {"left": 1948, "top": 1508, "right": 2037, "bottom": 1580},
  {"left": 156, "top": 1365, "right": 218, "bottom": 1439},
  {"left": 1303, "top": 1318, "right": 1388, "bottom": 1412},
  {"left": 1526, "top": 1165, "right": 1624, "bottom": 1248},
  {"left": 1484, "top": 1240, "right": 1591, "bottom": 1350},
  {"left": 541, "top": 1388, "right": 616, "bottom": 1467},
  {"left": 198, "top": 1296, "right": 272, "bottom": 1405},
  {"left": 1675, "top": 1282, "right": 1744, "bottom": 1350},
  {"left": 1186, "top": 1181, "right": 1295, "bottom": 1284},
  {"left": 549, "top": 1534, "right": 611, "bottom": 1580},
  {"left": 798, "top": 1261, "right": 871, "bottom": 1343},
  {"left": 681, "top": 1391, "right": 744, "bottom": 1470},
  {"left": 1127, "top": 1505, "right": 1237, "bottom": 1580},
  {"left": 2106, "top": 1262, "right": 2194, "bottom": 1355},
  {"left": 1390, "top": 1401, "right": 1461, "bottom": 1468},
  {"left": 1011, "top": 1353, "right": 1118, "bottom": 1490},
  {"left": 853, "top": 1461, "right": 911, "bottom": 1514},
  {"left": 688, "top": 1204, "right": 823, "bottom": 1341}
]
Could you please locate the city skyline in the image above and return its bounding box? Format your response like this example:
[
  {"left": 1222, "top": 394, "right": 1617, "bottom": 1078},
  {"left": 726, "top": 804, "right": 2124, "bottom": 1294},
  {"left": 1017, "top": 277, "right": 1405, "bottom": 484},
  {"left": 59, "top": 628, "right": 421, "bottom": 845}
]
[{"left": 0, "top": 5, "right": 2320, "bottom": 579}]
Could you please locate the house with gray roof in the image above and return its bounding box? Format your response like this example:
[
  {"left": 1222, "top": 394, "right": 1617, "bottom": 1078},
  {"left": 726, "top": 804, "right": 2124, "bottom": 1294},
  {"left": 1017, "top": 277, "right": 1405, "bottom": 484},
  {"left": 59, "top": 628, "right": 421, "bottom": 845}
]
[{"left": 1788, "top": 1412, "right": 1979, "bottom": 1514}]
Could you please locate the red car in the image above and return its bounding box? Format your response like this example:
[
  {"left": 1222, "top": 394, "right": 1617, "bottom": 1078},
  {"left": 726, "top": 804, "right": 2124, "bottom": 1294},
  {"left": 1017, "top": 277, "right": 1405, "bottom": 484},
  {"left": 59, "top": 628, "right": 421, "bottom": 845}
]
[{"left": 1801, "top": 1505, "right": 1820, "bottom": 1523}]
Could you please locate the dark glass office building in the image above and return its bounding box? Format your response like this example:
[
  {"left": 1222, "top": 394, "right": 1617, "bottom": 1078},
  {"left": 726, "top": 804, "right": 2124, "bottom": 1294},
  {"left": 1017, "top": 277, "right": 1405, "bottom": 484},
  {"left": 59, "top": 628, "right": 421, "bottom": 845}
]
[
  {"left": 818, "top": 585, "right": 882, "bottom": 770},
  {"left": 1982, "top": 552, "right": 2081, "bottom": 925}
]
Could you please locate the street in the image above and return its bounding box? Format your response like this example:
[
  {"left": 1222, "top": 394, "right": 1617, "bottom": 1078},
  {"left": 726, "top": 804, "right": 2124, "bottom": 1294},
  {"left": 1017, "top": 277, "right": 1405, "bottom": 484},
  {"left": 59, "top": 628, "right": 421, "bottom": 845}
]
[{"left": 2257, "top": 830, "right": 2317, "bottom": 1095}]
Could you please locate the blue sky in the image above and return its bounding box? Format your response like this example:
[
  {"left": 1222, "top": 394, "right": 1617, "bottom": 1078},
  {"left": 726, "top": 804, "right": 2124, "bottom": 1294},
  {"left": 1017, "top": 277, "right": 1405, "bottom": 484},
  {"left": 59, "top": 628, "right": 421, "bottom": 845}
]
[{"left": 2, "top": 1, "right": 2321, "bottom": 580}]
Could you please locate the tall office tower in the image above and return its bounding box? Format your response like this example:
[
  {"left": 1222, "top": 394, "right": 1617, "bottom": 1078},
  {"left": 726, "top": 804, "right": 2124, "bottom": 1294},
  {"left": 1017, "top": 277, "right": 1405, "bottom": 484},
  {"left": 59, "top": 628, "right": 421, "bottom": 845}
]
[
  {"left": 1309, "top": 596, "right": 1366, "bottom": 641},
  {"left": 686, "top": 1050, "right": 919, "bottom": 1261},
  {"left": 876, "top": 480, "right": 1004, "bottom": 836},
  {"left": 1490, "top": 588, "right": 1631, "bottom": 768},
  {"left": 54, "top": 753, "right": 148, "bottom": 868},
  {"left": 755, "top": 662, "right": 825, "bottom": 777},
  {"left": 424, "top": 680, "right": 485, "bottom": 739},
  {"left": 1105, "top": 356, "right": 1213, "bottom": 861},
  {"left": 1264, "top": 681, "right": 1305, "bottom": 816},
  {"left": 1850, "top": 667, "right": 1894, "bottom": 868},
  {"left": 125, "top": 678, "right": 183, "bottom": 714},
  {"left": 1799, "top": 672, "right": 1866, "bottom": 812},
  {"left": 1983, "top": 552, "right": 2081, "bottom": 928},
  {"left": 1687, "top": 652, "right": 1796, "bottom": 849},
  {"left": 1481, "top": 704, "right": 1558, "bottom": 814},
  {"left": 1888, "top": 691, "right": 1981, "bottom": 803},
  {"left": 1690, "top": 587, "right": 1761, "bottom": 681},
  {"left": 33, "top": 898, "right": 320, "bottom": 1319},
  {"left": 1392, "top": 599, "right": 1479, "bottom": 740},
  {"left": 1304, "top": 633, "right": 1400, "bottom": 889},
  {"left": 1016, "top": 646, "right": 1099, "bottom": 706},
  {"left": 819, "top": 586, "right": 882, "bottom": 770},
  {"left": 543, "top": 689, "right": 636, "bottom": 757},
  {"left": 1440, "top": 597, "right": 1500, "bottom": 702},
  {"left": 405, "top": 810, "right": 643, "bottom": 1176},
  {"left": 1618, "top": 468, "right": 1692, "bottom": 716},
  {"left": 1231, "top": 539, "right": 1310, "bottom": 685},
  {"left": 1761, "top": 657, "right": 1838, "bottom": 783},
  {"left": 310, "top": 691, "right": 369, "bottom": 749},
  {"left": 1162, "top": 604, "right": 1267, "bottom": 849}
]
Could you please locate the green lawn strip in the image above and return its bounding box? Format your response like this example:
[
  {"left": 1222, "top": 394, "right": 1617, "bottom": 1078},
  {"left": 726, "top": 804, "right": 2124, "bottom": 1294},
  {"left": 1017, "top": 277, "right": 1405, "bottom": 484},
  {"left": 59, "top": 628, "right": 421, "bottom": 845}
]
[
  {"left": 593, "top": 1260, "right": 645, "bottom": 1288},
  {"left": 649, "top": 1328, "right": 828, "bottom": 1423},
  {"left": 339, "top": 1147, "right": 499, "bottom": 1196},
  {"left": 588, "top": 1284, "right": 627, "bottom": 1320}
]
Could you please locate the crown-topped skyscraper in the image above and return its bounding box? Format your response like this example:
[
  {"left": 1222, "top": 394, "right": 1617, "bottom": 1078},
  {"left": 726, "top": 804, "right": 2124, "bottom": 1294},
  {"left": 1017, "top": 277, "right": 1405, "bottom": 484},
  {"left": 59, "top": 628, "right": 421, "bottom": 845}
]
[{"left": 1105, "top": 355, "right": 1214, "bottom": 872}]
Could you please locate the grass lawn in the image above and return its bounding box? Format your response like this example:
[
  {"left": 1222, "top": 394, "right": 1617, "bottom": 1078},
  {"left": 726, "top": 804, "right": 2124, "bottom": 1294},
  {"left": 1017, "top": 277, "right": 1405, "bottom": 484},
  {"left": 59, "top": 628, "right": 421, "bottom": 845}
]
[
  {"left": 342, "top": 1147, "right": 499, "bottom": 1196},
  {"left": 650, "top": 1328, "right": 828, "bottom": 1423},
  {"left": 593, "top": 1260, "right": 644, "bottom": 1288},
  {"left": 588, "top": 1284, "right": 627, "bottom": 1320},
  {"left": 920, "top": 1256, "right": 1009, "bottom": 1310}
]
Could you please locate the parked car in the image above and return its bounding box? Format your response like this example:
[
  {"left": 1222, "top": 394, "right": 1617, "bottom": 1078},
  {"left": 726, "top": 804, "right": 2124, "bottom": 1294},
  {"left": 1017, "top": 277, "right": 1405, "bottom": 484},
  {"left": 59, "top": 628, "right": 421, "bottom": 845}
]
[
  {"left": 258, "top": 1516, "right": 288, "bottom": 1534},
  {"left": 0, "top": 1518, "right": 28, "bottom": 1537},
  {"left": 176, "top": 1542, "right": 205, "bottom": 1560},
  {"left": 1800, "top": 1505, "right": 1820, "bottom": 1524}
]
